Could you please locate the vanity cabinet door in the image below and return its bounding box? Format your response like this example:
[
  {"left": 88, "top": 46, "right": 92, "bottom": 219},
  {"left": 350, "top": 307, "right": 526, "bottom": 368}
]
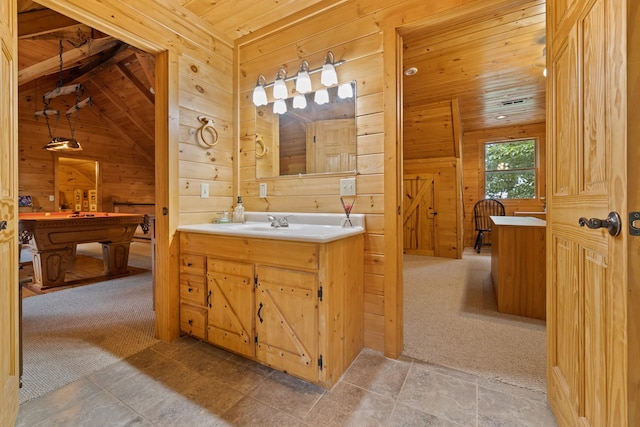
[
  {"left": 255, "top": 265, "right": 319, "bottom": 382},
  {"left": 207, "top": 258, "right": 255, "bottom": 357}
]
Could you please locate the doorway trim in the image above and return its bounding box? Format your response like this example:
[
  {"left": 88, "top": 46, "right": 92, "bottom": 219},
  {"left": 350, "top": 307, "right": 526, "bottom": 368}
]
[{"left": 32, "top": 0, "right": 179, "bottom": 341}]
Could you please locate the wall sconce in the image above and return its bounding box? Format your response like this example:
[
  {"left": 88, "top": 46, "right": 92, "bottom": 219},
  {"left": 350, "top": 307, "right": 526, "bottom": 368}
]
[
  {"left": 321, "top": 51, "right": 338, "bottom": 86},
  {"left": 295, "top": 60, "right": 312, "bottom": 94},
  {"left": 251, "top": 51, "right": 346, "bottom": 107},
  {"left": 252, "top": 75, "right": 268, "bottom": 106},
  {"left": 272, "top": 68, "right": 288, "bottom": 100}
]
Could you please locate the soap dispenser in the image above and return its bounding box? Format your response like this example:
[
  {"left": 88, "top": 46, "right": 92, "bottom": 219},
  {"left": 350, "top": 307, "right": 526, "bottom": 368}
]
[{"left": 233, "top": 196, "right": 245, "bottom": 223}]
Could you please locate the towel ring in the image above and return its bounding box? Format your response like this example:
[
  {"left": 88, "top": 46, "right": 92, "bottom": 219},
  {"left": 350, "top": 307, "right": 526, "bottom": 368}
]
[
  {"left": 196, "top": 116, "right": 219, "bottom": 148},
  {"left": 255, "top": 133, "right": 267, "bottom": 157}
]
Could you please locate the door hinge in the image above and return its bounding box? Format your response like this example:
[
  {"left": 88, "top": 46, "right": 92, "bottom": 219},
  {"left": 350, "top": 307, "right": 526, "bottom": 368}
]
[
  {"left": 318, "top": 354, "right": 323, "bottom": 371},
  {"left": 318, "top": 286, "right": 323, "bottom": 301},
  {"left": 254, "top": 334, "right": 258, "bottom": 344},
  {"left": 254, "top": 275, "right": 258, "bottom": 287}
]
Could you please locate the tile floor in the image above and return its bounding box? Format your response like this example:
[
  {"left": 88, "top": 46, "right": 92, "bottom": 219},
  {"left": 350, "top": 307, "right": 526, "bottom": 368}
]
[{"left": 16, "top": 336, "right": 557, "bottom": 427}]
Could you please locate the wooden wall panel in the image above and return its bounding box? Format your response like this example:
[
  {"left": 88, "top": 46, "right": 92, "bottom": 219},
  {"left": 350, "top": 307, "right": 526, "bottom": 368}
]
[{"left": 461, "top": 123, "right": 546, "bottom": 248}]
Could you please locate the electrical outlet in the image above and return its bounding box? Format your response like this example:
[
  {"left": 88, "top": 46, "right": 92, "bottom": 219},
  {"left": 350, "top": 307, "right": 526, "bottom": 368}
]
[
  {"left": 49, "top": 195, "right": 55, "bottom": 202},
  {"left": 340, "top": 178, "right": 356, "bottom": 196},
  {"left": 200, "top": 183, "right": 209, "bottom": 198},
  {"left": 259, "top": 183, "right": 267, "bottom": 198}
]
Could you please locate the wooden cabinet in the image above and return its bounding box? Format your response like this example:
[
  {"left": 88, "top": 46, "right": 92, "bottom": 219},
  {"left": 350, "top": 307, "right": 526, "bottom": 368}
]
[
  {"left": 490, "top": 216, "right": 546, "bottom": 320},
  {"left": 179, "top": 232, "right": 364, "bottom": 388}
]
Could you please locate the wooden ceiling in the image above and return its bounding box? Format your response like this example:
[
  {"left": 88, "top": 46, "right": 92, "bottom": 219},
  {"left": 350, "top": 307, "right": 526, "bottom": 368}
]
[
  {"left": 17, "top": 1, "right": 157, "bottom": 159},
  {"left": 17, "top": 0, "right": 546, "bottom": 146},
  {"left": 402, "top": 0, "right": 546, "bottom": 132}
]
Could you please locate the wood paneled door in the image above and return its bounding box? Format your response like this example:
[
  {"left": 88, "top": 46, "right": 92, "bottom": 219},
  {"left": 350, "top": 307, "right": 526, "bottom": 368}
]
[
  {"left": 546, "top": 0, "right": 634, "bottom": 425},
  {"left": 403, "top": 174, "right": 436, "bottom": 256},
  {"left": 0, "top": 0, "right": 19, "bottom": 423}
]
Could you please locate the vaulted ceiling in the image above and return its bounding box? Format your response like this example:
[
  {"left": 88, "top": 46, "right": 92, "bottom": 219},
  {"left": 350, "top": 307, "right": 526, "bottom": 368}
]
[{"left": 17, "top": 0, "right": 546, "bottom": 147}]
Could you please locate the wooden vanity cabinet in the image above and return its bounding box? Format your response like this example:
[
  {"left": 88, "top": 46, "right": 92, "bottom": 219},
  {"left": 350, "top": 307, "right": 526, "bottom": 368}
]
[
  {"left": 179, "top": 231, "right": 364, "bottom": 388},
  {"left": 179, "top": 254, "right": 207, "bottom": 340}
]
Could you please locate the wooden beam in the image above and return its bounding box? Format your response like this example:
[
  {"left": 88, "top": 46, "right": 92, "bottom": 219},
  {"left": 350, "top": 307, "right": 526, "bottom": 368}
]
[
  {"left": 89, "top": 77, "right": 154, "bottom": 141},
  {"left": 18, "top": 8, "right": 80, "bottom": 38},
  {"left": 116, "top": 62, "right": 154, "bottom": 105},
  {"left": 134, "top": 51, "right": 155, "bottom": 91},
  {"left": 18, "top": 37, "right": 119, "bottom": 86}
]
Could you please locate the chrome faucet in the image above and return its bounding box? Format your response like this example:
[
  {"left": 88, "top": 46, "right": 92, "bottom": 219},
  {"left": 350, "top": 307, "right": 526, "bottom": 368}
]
[{"left": 268, "top": 215, "right": 290, "bottom": 228}]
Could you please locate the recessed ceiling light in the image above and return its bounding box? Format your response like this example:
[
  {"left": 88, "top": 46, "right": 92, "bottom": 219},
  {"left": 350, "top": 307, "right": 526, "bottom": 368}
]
[
  {"left": 404, "top": 67, "right": 418, "bottom": 76},
  {"left": 496, "top": 115, "right": 508, "bottom": 119}
]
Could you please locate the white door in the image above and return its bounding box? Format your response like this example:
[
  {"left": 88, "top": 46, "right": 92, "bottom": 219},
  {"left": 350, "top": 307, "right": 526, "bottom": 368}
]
[
  {"left": 546, "top": 0, "right": 636, "bottom": 425},
  {"left": 0, "top": 0, "right": 19, "bottom": 425}
]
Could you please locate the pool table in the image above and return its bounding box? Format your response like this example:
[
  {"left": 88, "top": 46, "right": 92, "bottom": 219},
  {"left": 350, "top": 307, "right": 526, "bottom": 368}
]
[{"left": 19, "top": 211, "right": 146, "bottom": 289}]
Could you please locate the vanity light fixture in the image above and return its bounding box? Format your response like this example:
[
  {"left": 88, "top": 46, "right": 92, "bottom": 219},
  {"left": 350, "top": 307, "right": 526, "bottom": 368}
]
[
  {"left": 321, "top": 51, "right": 338, "bottom": 86},
  {"left": 251, "top": 51, "right": 347, "bottom": 107},
  {"left": 293, "top": 93, "right": 307, "bottom": 109},
  {"left": 252, "top": 74, "right": 268, "bottom": 106},
  {"left": 314, "top": 88, "right": 329, "bottom": 105},
  {"left": 272, "top": 68, "right": 288, "bottom": 100},
  {"left": 273, "top": 98, "right": 287, "bottom": 114},
  {"left": 295, "top": 60, "right": 312, "bottom": 94},
  {"left": 338, "top": 82, "right": 354, "bottom": 99}
]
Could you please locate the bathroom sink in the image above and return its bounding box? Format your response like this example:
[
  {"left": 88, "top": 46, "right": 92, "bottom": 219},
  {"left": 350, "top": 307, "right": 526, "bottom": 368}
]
[{"left": 177, "top": 212, "right": 365, "bottom": 243}]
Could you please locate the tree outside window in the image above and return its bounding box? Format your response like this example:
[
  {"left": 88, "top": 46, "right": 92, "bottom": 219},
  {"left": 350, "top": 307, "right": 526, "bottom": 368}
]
[{"left": 484, "top": 139, "right": 536, "bottom": 199}]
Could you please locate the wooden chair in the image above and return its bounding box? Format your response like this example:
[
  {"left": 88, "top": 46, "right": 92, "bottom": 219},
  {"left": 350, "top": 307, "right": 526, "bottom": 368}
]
[{"left": 473, "top": 198, "right": 505, "bottom": 253}]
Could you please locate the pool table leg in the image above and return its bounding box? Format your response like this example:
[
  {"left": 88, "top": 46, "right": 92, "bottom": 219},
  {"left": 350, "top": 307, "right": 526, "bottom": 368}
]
[
  {"left": 101, "top": 242, "right": 131, "bottom": 275},
  {"left": 31, "top": 248, "right": 74, "bottom": 288}
]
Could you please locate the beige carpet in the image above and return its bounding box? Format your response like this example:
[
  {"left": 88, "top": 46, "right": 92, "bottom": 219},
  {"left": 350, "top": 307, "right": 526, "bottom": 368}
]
[
  {"left": 20, "top": 243, "right": 158, "bottom": 404},
  {"left": 402, "top": 248, "right": 547, "bottom": 393}
]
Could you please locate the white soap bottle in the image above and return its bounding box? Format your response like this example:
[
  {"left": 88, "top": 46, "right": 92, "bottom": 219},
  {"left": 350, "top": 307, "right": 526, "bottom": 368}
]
[{"left": 233, "top": 196, "right": 245, "bottom": 223}]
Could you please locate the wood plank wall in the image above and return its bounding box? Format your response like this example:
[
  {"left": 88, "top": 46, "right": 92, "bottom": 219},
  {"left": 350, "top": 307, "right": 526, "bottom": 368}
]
[
  {"left": 236, "top": 0, "right": 480, "bottom": 352},
  {"left": 18, "top": 77, "right": 156, "bottom": 212},
  {"left": 461, "top": 122, "right": 547, "bottom": 248},
  {"left": 237, "top": 11, "right": 387, "bottom": 349}
]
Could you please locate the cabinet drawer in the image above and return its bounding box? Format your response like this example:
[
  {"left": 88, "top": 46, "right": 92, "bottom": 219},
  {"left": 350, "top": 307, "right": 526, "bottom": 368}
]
[
  {"left": 180, "top": 254, "right": 206, "bottom": 275},
  {"left": 180, "top": 274, "right": 207, "bottom": 306},
  {"left": 180, "top": 304, "right": 207, "bottom": 340}
]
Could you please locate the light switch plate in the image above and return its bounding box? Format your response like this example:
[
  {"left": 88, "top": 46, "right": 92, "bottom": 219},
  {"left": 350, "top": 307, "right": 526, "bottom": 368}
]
[
  {"left": 200, "top": 183, "right": 209, "bottom": 198},
  {"left": 259, "top": 183, "right": 267, "bottom": 198},
  {"left": 340, "top": 178, "right": 356, "bottom": 196}
]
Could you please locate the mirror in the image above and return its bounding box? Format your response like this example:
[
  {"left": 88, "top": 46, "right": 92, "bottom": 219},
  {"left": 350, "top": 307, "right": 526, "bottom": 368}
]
[
  {"left": 255, "top": 81, "right": 356, "bottom": 178},
  {"left": 57, "top": 157, "right": 98, "bottom": 211}
]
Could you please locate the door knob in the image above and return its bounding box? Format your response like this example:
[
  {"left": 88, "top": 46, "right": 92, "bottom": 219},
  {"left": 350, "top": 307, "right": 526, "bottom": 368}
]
[{"left": 578, "top": 211, "right": 621, "bottom": 237}]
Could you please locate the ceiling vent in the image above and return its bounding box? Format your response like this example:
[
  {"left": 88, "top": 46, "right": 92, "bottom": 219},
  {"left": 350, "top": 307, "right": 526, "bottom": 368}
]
[{"left": 501, "top": 98, "right": 527, "bottom": 106}]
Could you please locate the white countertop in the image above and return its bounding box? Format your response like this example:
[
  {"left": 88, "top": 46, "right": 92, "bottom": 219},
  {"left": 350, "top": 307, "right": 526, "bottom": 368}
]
[
  {"left": 490, "top": 216, "right": 547, "bottom": 227},
  {"left": 177, "top": 212, "right": 365, "bottom": 243}
]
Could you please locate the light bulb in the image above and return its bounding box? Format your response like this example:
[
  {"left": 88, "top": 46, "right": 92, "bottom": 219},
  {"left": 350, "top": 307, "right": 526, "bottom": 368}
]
[
  {"left": 273, "top": 99, "right": 287, "bottom": 114},
  {"left": 321, "top": 64, "right": 338, "bottom": 86},
  {"left": 252, "top": 85, "right": 267, "bottom": 106},
  {"left": 338, "top": 83, "right": 353, "bottom": 99},
  {"left": 314, "top": 88, "right": 329, "bottom": 105},
  {"left": 293, "top": 93, "right": 307, "bottom": 109}
]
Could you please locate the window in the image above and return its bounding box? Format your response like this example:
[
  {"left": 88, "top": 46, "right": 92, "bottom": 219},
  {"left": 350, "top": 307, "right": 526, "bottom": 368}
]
[{"left": 484, "top": 139, "right": 536, "bottom": 199}]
